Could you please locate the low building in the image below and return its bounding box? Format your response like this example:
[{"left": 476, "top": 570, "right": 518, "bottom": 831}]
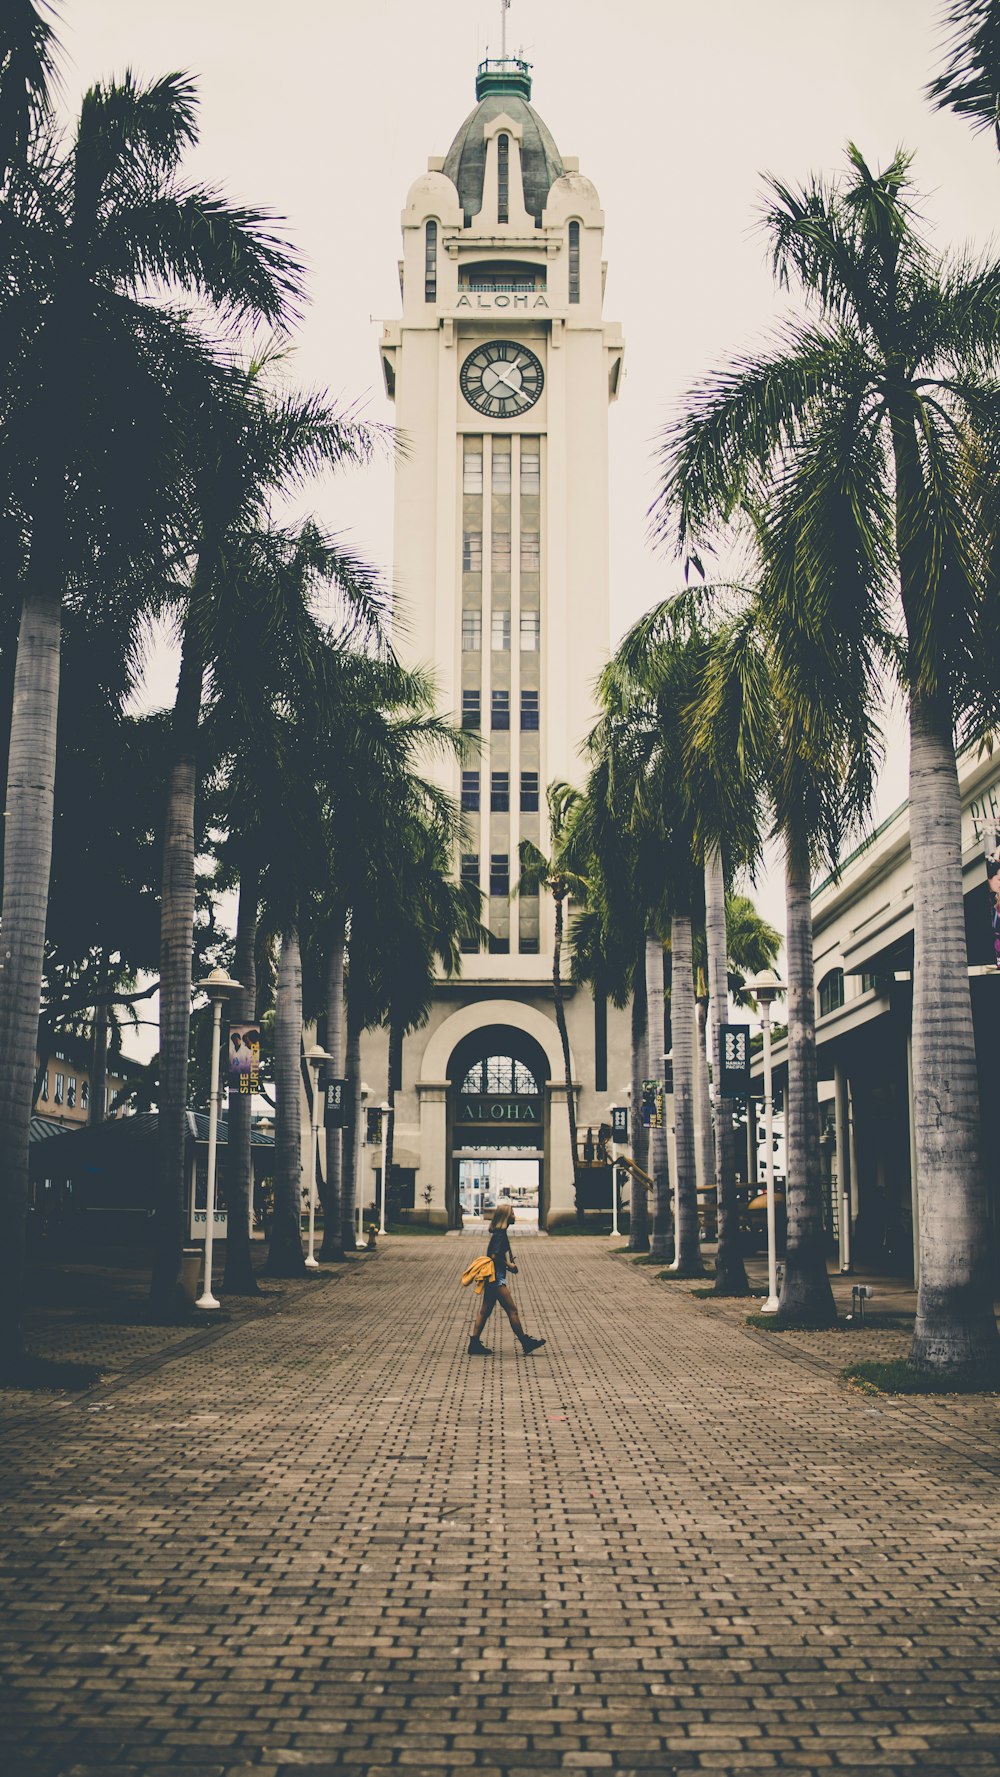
[
  {"left": 751, "top": 745, "right": 1000, "bottom": 1281},
  {"left": 34, "top": 1037, "right": 144, "bottom": 1126},
  {"left": 27, "top": 1111, "right": 275, "bottom": 1249}
]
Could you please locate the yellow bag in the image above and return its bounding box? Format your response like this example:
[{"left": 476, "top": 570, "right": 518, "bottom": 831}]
[{"left": 460, "top": 1255, "right": 495, "bottom": 1294}]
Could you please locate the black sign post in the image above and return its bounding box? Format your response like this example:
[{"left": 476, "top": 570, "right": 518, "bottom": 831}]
[{"left": 719, "top": 1023, "right": 751, "bottom": 1097}]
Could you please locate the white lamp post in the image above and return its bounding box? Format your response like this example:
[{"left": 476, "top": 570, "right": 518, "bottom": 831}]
[
  {"left": 357, "top": 1082, "right": 371, "bottom": 1245},
  {"left": 193, "top": 967, "right": 242, "bottom": 1310},
  {"left": 606, "top": 1103, "right": 620, "bottom": 1239},
  {"left": 304, "top": 1044, "right": 332, "bottom": 1268},
  {"left": 746, "top": 968, "right": 786, "bottom": 1315},
  {"left": 379, "top": 1101, "right": 393, "bottom": 1235}
]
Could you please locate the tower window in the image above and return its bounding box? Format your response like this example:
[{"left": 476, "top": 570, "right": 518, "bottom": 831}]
[
  {"left": 490, "top": 853, "right": 510, "bottom": 896},
  {"left": 491, "top": 689, "right": 510, "bottom": 730},
  {"left": 54, "top": 1072, "right": 64, "bottom": 1105},
  {"left": 463, "top": 443, "right": 483, "bottom": 493},
  {"left": 463, "top": 531, "right": 482, "bottom": 573},
  {"left": 462, "top": 689, "right": 481, "bottom": 729},
  {"left": 491, "top": 771, "right": 510, "bottom": 812},
  {"left": 491, "top": 609, "right": 511, "bottom": 651},
  {"left": 521, "top": 442, "right": 540, "bottom": 493},
  {"left": 520, "top": 771, "right": 539, "bottom": 812},
  {"left": 461, "top": 771, "right": 480, "bottom": 812},
  {"left": 818, "top": 969, "right": 845, "bottom": 1018},
  {"left": 497, "top": 134, "right": 509, "bottom": 225},
  {"left": 520, "top": 532, "right": 540, "bottom": 572},
  {"left": 462, "top": 609, "right": 482, "bottom": 651},
  {"left": 492, "top": 443, "right": 511, "bottom": 493},
  {"left": 461, "top": 852, "right": 479, "bottom": 884},
  {"left": 425, "top": 220, "right": 438, "bottom": 303},
  {"left": 67, "top": 1077, "right": 77, "bottom": 1109},
  {"left": 568, "top": 220, "right": 580, "bottom": 303},
  {"left": 520, "top": 610, "right": 540, "bottom": 651},
  {"left": 521, "top": 689, "right": 540, "bottom": 730},
  {"left": 492, "top": 531, "right": 511, "bottom": 572}
]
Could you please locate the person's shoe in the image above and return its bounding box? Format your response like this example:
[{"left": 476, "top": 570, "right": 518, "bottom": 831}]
[
  {"left": 519, "top": 1336, "right": 545, "bottom": 1354},
  {"left": 467, "top": 1337, "right": 491, "bottom": 1355}
]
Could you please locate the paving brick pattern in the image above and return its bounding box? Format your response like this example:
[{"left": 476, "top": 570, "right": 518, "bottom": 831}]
[{"left": 1, "top": 1238, "right": 999, "bottom": 1776}]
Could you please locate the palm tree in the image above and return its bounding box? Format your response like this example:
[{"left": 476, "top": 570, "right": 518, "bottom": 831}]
[
  {"left": 517, "top": 782, "right": 590, "bottom": 1211},
  {"left": 0, "top": 69, "right": 301, "bottom": 1357},
  {"left": 153, "top": 410, "right": 382, "bottom": 1313},
  {"left": 0, "top": 0, "right": 58, "bottom": 187},
  {"left": 928, "top": 2, "right": 1000, "bottom": 145},
  {"left": 654, "top": 146, "right": 1000, "bottom": 1373},
  {"left": 598, "top": 619, "right": 711, "bottom": 1276}
]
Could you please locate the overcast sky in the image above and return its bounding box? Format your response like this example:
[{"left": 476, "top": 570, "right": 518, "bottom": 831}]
[{"left": 52, "top": 0, "right": 1000, "bottom": 951}]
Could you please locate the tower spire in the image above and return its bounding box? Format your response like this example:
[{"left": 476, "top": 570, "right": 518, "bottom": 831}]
[{"left": 501, "top": 0, "right": 509, "bottom": 61}]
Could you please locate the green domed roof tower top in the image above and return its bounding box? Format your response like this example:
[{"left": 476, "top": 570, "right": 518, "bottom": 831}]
[{"left": 443, "top": 58, "right": 565, "bottom": 226}]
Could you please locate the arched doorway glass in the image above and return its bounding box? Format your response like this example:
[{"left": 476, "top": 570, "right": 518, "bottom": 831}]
[{"left": 447, "top": 1026, "right": 548, "bottom": 1229}]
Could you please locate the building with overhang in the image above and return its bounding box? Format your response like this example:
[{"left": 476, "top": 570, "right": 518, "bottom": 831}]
[{"left": 751, "top": 744, "right": 1000, "bottom": 1282}]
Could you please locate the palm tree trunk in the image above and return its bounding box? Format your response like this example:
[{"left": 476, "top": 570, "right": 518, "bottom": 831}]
[
  {"left": 671, "top": 911, "right": 703, "bottom": 1276},
  {"left": 694, "top": 996, "right": 714, "bottom": 1204},
  {"left": 552, "top": 895, "right": 579, "bottom": 1212},
  {"left": 645, "top": 931, "right": 672, "bottom": 1261},
  {"left": 628, "top": 960, "right": 650, "bottom": 1252},
  {"left": 907, "top": 688, "right": 999, "bottom": 1373},
  {"left": 341, "top": 1002, "right": 362, "bottom": 1252},
  {"left": 779, "top": 828, "right": 836, "bottom": 1325},
  {"left": 0, "top": 562, "right": 63, "bottom": 1364},
  {"left": 318, "top": 918, "right": 346, "bottom": 1260},
  {"left": 151, "top": 626, "right": 203, "bottom": 1314},
  {"left": 222, "top": 864, "right": 260, "bottom": 1294},
  {"left": 705, "top": 848, "right": 749, "bottom": 1295},
  {"left": 266, "top": 925, "right": 307, "bottom": 1276},
  {"left": 89, "top": 949, "right": 110, "bottom": 1128}
]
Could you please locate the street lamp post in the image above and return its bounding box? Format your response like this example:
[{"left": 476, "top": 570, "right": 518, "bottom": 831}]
[
  {"left": 606, "top": 1102, "right": 620, "bottom": 1239},
  {"left": 379, "top": 1101, "right": 393, "bottom": 1235},
  {"left": 304, "top": 1044, "right": 332, "bottom": 1269},
  {"left": 746, "top": 968, "right": 785, "bottom": 1315},
  {"left": 193, "top": 967, "right": 242, "bottom": 1310},
  {"left": 357, "top": 1082, "right": 371, "bottom": 1246}
]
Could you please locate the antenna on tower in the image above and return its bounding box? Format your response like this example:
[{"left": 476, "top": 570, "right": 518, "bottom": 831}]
[{"left": 501, "top": 0, "right": 510, "bottom": 61}]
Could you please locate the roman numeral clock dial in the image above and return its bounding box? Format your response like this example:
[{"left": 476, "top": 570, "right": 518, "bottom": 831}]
[{"left": 460, "top": 340, "right": 544, "bottom": 417}]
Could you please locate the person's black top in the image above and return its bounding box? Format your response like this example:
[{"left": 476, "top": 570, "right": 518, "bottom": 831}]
[{"left": 487, "top": 1229, "right": 513, "bottom": 1285}]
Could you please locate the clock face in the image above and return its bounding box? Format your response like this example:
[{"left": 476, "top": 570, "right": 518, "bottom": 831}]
[{"left": 460, "top": 340, "right": 544, "bottom": 417}]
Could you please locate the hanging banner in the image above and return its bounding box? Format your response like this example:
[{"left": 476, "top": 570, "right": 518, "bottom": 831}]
[
  {"left": 986, "top": 830, "right": 1000, "bottom": 970},
  {"left": 611, "top": 1105, "right": 629, "bottom": 1142},
  {"left": 324, "top": 1078, "right": 348, "bottom": 1128},
  {"left": 719, "top": 1023, "right": 751, "bottom": 1097},
  {"left": 640, "top": 1079, "right": 664, "bottom": 1129},
  {"left": 227, "top": 1024, "right": 261, "bottom": 1096}
]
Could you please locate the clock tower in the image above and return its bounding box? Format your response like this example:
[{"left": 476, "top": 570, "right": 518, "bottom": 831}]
[{"left": 365, "top": 53, "right": 627, "bottom": 1229}]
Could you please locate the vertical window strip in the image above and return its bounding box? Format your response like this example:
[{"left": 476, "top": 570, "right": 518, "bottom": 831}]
[
  {"left": 425, "top": 220, "right": 437, "bottom": 302},
  {"left": 568, "top": 220, "right": 580, "bottom": 303},
  {"left": 498, "top": 135, "right": 509, "bottom": 225}
]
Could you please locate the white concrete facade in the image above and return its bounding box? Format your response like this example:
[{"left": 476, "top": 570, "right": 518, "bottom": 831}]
[{"left": 361, "top": 59, "right": 628, "bottom": 1227}]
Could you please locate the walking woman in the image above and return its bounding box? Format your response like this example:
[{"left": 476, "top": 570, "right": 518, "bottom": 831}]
[{"left": 468, "top": 1203, "right": 546, "bottom": 1356}]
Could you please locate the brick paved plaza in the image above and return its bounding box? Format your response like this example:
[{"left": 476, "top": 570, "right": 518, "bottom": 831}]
[{"left": 2, "top": 1238, "right": 1000, "bottom": 1776}]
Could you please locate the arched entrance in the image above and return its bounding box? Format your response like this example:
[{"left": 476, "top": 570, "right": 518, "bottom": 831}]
[{"left": 447, "top": 1026, "right": 549, "bottom": 1228}]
